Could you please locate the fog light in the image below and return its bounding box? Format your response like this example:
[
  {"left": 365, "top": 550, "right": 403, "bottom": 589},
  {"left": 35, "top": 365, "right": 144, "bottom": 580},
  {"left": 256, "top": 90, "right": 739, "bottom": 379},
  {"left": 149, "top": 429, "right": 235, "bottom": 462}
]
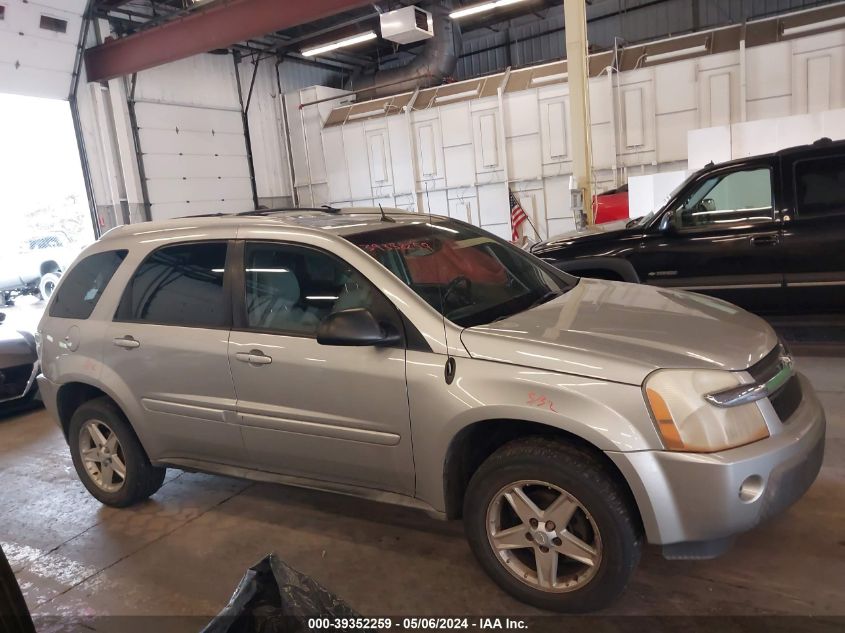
[{"left": 739, "top": 475, "right": 764, "bottom": 503}]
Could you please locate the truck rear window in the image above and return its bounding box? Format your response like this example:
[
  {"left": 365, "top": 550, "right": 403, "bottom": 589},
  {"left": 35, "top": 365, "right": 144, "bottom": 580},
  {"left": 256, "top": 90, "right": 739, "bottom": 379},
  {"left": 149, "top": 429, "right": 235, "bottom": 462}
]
[{"left": 49, "top": 250, "right": 128, "bottom": 319}]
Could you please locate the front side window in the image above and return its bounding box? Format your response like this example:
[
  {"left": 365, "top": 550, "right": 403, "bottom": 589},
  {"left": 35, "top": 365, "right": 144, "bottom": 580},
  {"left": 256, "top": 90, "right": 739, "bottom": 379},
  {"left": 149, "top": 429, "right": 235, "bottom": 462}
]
[
  {"left": 345, "top": 220, "right": 576, "bottom": 327},
  {"left": 243, "top": 242, "right": 394, "bottom": 336},
  {"left": 669, "top": 167, "right": 774, "bottom": 229},
  {"left": 50, "top": 250, "right": 127, "bottom": 319},
  {"left": 794, "top": 155, "right": 845, "bottom": 219},
  {"left": 117, "top": 242, "right": 228, "bottom": 328}
]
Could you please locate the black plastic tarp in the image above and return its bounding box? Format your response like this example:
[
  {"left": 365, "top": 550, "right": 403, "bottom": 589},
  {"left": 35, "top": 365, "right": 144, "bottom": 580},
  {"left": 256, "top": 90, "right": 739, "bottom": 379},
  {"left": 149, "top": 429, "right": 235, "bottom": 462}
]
[{"left": 201, "top": 554, "right": 358, "bottom": 633}]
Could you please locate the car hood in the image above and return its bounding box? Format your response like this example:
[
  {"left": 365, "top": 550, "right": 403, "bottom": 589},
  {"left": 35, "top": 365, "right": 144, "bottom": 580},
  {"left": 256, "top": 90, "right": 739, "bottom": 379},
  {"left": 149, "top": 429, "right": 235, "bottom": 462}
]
[
  {"left": 460, "top": 279, "right": 778, "bottom": 385},
  {"left": 531, "top": 221, "right": 633, "bottom": 255}
]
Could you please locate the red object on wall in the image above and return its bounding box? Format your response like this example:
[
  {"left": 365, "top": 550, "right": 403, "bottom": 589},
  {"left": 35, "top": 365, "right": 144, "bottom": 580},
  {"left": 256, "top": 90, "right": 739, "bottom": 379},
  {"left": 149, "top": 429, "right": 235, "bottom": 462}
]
[
  {"left": 593, "top": 186, "right": 629, "bottom": 224},
  {"left": 84, "top": 0, "right": 374, "bottom": 82}
]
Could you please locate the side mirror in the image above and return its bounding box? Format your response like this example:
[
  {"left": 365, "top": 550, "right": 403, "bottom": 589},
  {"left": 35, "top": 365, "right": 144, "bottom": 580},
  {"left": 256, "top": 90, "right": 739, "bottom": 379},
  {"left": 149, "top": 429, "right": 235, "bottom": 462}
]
[
  {"left": 316, "top": 308, "right": 401, "bottom": 347},
  {"left": 658, "top": 211, "right": 675, "bottom": 232}
]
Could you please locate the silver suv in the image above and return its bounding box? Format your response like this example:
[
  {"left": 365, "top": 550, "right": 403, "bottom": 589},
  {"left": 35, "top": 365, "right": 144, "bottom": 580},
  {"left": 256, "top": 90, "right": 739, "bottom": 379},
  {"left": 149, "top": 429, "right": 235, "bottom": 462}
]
[{"left": 37, "top": 208, "right": 825, "bottom": 612}]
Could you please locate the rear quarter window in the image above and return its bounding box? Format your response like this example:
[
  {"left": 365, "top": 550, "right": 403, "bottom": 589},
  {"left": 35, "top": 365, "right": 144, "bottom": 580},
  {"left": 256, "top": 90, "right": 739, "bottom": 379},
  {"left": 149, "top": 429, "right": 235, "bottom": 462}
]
[
  {"left": 49, "top": 250, "right": 128, "bottom": 319},
  {"left": 794, "top": 155, "right": 845, "bottom": 219}
]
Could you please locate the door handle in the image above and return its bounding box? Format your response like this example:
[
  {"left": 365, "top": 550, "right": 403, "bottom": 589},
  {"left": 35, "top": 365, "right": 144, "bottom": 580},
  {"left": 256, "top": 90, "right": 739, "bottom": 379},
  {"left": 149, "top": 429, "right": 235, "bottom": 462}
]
[
  {"left": 235, "top": 350, "right": 272, "bottom": 365},
  {"left": 750, "top": 235, "right": 778, "bottom": 246},
  {"left": 113, "top": 336, "right": 140, "bottom": 349}
]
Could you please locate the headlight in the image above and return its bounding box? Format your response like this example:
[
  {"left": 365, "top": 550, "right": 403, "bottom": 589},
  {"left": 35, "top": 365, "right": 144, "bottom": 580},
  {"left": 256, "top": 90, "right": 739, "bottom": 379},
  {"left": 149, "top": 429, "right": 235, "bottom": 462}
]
[{"left": 644, "top": 369, "right": 769, "bottom": 453}]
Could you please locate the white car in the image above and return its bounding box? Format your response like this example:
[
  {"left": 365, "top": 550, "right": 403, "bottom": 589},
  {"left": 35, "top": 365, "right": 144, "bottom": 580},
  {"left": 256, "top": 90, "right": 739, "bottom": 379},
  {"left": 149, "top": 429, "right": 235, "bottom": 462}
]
[{"left": 0, "top": 233, "right": 81, "bottom": 304}]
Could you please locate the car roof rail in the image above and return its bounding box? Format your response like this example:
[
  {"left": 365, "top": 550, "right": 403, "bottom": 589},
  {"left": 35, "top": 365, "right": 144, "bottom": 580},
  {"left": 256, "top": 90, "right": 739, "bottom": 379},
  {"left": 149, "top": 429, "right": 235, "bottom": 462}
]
[{"left": 236, "top": 205, "right": 342, "bottom": 216}]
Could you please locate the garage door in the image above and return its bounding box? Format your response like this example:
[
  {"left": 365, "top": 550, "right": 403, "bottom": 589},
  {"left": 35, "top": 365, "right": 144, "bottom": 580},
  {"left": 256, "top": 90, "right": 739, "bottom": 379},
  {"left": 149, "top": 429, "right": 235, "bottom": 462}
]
[{"left": 135, "top": 101, "right": 254, "bottom": 220}]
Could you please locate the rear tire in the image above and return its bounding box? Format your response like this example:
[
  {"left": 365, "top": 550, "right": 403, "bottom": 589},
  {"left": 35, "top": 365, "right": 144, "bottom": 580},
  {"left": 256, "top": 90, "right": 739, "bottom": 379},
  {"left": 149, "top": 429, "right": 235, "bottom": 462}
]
[
  {"left": 68, "top": 397, "right": 165, "bottom": 507},
  {"left": 464, "top": 437, "right": 642, "bottom": 612}
]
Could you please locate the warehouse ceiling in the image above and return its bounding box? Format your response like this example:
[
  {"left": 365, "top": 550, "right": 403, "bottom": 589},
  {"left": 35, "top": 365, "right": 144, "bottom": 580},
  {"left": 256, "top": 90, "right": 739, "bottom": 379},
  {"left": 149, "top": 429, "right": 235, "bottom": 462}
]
[{"left": 88, "top": 0, "right": 844, "bottom": 82}]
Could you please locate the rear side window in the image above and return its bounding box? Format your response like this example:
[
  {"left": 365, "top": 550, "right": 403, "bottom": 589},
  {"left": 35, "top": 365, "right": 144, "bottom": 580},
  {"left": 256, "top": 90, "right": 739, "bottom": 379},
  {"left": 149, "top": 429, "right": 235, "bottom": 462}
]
[
  {"left": 116, "top": 242, "right": 228, "bottom": 328},
  {"left": 794, "top": 156, "right": 845, "bottom": 219},
  {"left": 49, "top": 250, "right": 127, "bottom": 319}
]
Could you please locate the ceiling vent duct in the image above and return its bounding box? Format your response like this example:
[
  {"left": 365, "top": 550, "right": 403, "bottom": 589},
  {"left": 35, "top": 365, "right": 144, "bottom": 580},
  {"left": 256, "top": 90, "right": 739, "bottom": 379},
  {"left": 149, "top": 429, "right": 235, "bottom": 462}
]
[
  {"left": 380, "top": 6, "right": 434, "bottom": 45},
  {"left": 352, "top": 1, "right": 461, "bottom": 99}
]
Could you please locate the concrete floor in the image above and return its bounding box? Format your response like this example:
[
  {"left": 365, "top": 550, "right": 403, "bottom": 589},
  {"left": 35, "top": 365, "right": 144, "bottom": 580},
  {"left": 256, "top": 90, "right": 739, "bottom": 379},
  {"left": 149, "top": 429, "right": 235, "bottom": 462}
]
[{"left": 1, "top": 299, "right": 844, "bottom": 626}]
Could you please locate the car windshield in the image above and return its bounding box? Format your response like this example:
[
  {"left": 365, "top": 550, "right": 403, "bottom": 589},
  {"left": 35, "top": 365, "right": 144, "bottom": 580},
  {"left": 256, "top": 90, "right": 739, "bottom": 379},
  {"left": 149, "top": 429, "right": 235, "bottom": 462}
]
[{"left": 346, "top": 219, "right": 577, "bottom": 327}]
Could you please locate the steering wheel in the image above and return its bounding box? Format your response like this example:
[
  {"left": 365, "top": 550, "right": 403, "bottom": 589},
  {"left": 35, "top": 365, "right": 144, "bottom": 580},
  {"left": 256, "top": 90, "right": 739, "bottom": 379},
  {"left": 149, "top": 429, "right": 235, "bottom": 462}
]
[{"left": 442, "top": 275, "right": 472, "bottom": 308}]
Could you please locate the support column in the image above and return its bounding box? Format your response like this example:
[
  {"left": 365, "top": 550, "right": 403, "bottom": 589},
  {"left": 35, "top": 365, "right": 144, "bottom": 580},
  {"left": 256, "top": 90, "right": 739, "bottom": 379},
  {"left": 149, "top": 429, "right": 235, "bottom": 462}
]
[{"left": 564, "top": 0, "right": 593, "bottom": 224}]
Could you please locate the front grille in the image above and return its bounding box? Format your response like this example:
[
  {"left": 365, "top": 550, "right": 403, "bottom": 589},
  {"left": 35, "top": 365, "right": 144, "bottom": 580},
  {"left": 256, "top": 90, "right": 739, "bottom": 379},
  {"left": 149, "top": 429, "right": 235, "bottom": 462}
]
[
  {"left": 770, "top": 374, "right": 802, "bottom": 423},
  {"left": 747, "top": 344, "right": 802, "bottom": 423},
  {"left": 0, "top": 363, "right": 34, "bottom": 399},
  {"left": 748, "top": 344, "right": 785, "bottom": 384}
]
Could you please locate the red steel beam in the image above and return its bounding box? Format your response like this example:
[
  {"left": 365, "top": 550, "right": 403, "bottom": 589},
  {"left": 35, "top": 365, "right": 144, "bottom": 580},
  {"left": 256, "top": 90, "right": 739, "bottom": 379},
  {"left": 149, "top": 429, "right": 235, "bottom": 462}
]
[{"left": 85, "top": 0, "right": 374, "bottom": 82}]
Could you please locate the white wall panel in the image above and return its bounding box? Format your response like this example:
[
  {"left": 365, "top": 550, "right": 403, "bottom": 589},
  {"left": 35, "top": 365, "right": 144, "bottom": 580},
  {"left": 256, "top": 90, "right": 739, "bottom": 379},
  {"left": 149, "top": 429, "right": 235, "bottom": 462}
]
[
  {"left": 366, "top": 128, "right": 391, "bottom": 187},
  {"left": 444, "top": 145, "right": 476, "bottom": 188},
  {"left": 656, "top": 110, "right": 696, "bottom": 163},
  {"left": 440, "top": 103, "right": 473, "bottom": 147},
  {"left": 505, "top": 92, "right": 540, "bottom": 137},
  {"left": 806, "top": 56, "right": 833, "bottom": 113},
  {"left": 540, "top": 98, "right": 569, "bottom": 163},
  {"left": 473, "top": 109, "right": 502, "bottom": 172},
  {"left": 448, "top": 189, "right": 479, "bottom": 225},
  {"left": 322, "top": 126, "right": 351, "bottom": 202},
  {"left": 342, "top": 124, "right": 372, "bottom": 200},
  {"left": 746, "top": 42, "right": 791, "bottom": 106},
  {"left": 654, "top": 62, "right": 696, "bottom": 114},
  {"left": 477, "top": 182, "right": 509, "bottom": 226},
  {"left": 543, "top": 175, "right": 572, "bottom": 220},
  {"left": 387, "top": 116, "right": 414, "bottom": 195},
  {"left": 508, "top": 135, "right": 542, "bottom": 181},
  {"left": 245, "top": 61, "right": 289, "bottom": 202},
  {"left": 623, "top": 87, "right": 645, "bottom": 148}
]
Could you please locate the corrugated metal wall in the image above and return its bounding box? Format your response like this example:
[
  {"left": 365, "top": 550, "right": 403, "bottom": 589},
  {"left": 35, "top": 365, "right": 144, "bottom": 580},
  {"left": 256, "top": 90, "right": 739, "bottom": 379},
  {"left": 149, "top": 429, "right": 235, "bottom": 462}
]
[{"left": 456, "top": 0, "right": 837, "bottom": 79}]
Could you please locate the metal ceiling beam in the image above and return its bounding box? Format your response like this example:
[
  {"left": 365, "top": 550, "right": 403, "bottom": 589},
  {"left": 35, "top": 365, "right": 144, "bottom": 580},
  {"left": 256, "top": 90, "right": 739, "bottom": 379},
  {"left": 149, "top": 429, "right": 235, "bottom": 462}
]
[{"left": 85, "top": 0, "right": 374, "bottom": 82}]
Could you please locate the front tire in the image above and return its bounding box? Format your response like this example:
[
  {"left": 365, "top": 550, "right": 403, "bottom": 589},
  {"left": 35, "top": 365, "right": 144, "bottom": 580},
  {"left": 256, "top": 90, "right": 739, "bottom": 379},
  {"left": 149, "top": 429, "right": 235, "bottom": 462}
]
[
  {"left": 464, "top": 437, "right": 642, "bottom": 612},
  {"left": 68, "top": 397, "right": 165, "bottom": 507}
]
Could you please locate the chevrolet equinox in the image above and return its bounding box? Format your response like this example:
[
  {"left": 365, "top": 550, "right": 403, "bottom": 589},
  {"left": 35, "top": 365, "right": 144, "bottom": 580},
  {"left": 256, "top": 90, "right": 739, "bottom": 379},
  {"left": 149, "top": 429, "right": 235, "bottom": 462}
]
[{"left": 37, "top": 208, "right": 826, "bottom": 612}]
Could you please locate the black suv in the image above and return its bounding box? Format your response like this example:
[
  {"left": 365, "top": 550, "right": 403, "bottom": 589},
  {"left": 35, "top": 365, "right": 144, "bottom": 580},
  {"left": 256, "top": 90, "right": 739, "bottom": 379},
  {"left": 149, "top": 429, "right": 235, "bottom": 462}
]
[{"left": 532, "top": 139, "right": 845, "bottom": 315}]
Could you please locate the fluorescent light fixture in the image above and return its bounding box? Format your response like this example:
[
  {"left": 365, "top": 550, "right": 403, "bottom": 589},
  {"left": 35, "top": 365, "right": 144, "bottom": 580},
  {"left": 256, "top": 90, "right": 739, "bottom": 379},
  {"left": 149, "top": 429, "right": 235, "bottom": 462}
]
[
  {"left": 531, "top": 72, "right": 567, "bottom": 86},
  {"left": 783, "top": 15, "right": 845, "bottom": 36},
  {"left": 433, "top": 88, "right": 480, "bottom": 104},
  {"left": 302, "top": 31, "right": 377, "bottom": 57},
  {"left": 646, "top": 43, "right": 707, "bottom": 63},
  {"left": 449, "top": 0, "right": 527, "bottom": 20}
]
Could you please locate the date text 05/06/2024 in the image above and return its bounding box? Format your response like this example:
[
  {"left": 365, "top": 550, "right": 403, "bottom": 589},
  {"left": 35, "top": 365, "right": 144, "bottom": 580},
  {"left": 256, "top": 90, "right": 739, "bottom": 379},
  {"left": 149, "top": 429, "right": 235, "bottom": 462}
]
[{"left": 307, "top": 618, "right": 529, "bottom": 630}]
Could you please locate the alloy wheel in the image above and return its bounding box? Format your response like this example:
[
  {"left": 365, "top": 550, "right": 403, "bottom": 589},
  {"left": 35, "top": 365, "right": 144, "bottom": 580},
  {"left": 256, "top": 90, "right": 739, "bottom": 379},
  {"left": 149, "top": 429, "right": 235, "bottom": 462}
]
[
  {"left": 486, "top": 480, "right": 602, "bottom": 592},
  {"left": 78, "top": 419, "right": 127, "bottom": 493}
]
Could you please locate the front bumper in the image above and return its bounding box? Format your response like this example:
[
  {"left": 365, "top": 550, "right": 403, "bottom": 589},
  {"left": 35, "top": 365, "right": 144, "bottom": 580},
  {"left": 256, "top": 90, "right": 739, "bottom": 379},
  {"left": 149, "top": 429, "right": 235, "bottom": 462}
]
[
  {"left": 608, "top": 372, "right": 825, "bottom": 550},
  {"left": 36, "top": 374, "right": 62, "bottom": 430}
]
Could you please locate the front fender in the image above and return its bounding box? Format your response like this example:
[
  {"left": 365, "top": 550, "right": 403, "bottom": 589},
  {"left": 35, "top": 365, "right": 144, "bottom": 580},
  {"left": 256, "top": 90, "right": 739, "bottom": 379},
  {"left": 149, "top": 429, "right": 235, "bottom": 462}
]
[{"left": 407, "top": 352, "right": 662, "bottom": 512}]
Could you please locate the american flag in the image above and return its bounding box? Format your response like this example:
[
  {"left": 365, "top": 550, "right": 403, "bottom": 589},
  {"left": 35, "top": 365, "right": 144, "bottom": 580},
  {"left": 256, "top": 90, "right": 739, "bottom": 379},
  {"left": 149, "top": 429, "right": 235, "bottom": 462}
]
[{"left": 509, "top": 189, "right": 528, "bottom": 242}]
